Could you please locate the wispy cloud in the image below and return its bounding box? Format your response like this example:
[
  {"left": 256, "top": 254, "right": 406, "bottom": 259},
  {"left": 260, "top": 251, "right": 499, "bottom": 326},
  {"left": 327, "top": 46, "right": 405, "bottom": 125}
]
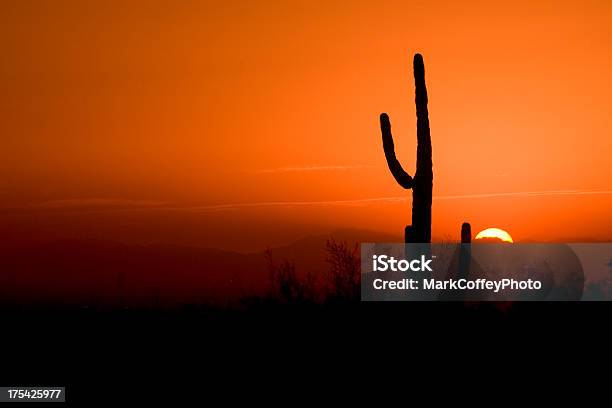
[
  {"left": 182, "top": 189, "right": 612, "bottom": 212},
  {"left": 255, "top": 164, "right": 374, "bottom": 173},
  {"left": 21, "top": 189, "right": 612, "bottom": 214},
  {"left": 32, "top": 198, "right": 166, "bottom": 209},
  {"left": 182, "top": 196, "right": 406, "bottom": 213},
  {"left": 434, "top": 189, "right": 612, "bottom": 200}
]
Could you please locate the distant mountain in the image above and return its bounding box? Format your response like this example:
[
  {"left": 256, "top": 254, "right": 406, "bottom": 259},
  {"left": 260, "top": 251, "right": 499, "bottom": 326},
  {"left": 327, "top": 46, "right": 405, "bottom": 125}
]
[{"left": 0, "top": 228, "right": 396, "bottom": 307}]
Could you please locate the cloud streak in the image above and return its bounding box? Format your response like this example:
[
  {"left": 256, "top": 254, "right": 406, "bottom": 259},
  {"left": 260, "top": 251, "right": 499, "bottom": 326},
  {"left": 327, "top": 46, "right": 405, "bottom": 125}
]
[
  {"left": 16, "top": 189, "right": 612, "bottom": 215},
  {"left": 185, "top": 189, "right": 612, "bottom": 212},
  {"left": 255, "top": 164, "right": 374, "bottom": 173},
  {"left": 31, "top": 198, "right": 167, "bottom": 209},
  {"left": 434, "top": 189, "right": 612, "bottom": 200}
]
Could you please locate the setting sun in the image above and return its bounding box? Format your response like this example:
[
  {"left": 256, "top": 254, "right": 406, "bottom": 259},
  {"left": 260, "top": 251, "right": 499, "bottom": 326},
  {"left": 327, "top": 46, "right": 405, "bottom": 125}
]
[{"left": 475, "top": 228, "right": 514, "bottom": 243}]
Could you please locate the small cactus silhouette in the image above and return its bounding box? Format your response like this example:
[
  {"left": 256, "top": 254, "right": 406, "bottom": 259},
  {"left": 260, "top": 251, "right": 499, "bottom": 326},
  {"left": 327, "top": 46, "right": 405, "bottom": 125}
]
[
  {"left": 380, "top": 54, "right": 432, "bottom": 243},
  {"left": 459, "top": 222, "right": 471, "bottom": 280},
  {"left": 461, "top": 222, "right": 471, "bottom": 244}
]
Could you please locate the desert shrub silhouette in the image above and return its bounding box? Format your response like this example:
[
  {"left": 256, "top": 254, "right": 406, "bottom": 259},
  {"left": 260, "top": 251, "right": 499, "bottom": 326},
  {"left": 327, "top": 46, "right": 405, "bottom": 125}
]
[
  {"left": 324, "top": 239, "right": 360, "bottom": 302},
  {"left": 265, "top": 250, "right": 316, "bottom": 304},
  {"left": 262, "top": 240, "right": 360, "bottom": 304}
]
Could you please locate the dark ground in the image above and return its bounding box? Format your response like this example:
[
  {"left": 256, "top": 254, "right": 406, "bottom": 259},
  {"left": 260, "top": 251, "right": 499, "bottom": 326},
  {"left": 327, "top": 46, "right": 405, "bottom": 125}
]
[{"left": 0, "top": 301, "right": 608, "bottom": 404}]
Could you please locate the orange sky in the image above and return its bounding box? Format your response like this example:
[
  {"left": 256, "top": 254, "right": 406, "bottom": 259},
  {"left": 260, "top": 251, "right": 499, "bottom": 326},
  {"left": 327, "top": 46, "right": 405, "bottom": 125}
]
[{"left": 1, "top": 0, "right": 612, "bottom": 250}]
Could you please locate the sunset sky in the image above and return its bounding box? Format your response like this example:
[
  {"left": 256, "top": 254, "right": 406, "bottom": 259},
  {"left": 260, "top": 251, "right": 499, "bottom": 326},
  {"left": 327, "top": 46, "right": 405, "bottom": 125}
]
[{"left": 2, "top": 0, "right": 612, "bottom": 251}]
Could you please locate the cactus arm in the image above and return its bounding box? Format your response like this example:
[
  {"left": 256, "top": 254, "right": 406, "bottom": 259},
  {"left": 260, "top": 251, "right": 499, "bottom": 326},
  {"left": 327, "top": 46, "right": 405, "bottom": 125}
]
[{"left": 380, "top": 113, "right": 413, "bottom": 189}]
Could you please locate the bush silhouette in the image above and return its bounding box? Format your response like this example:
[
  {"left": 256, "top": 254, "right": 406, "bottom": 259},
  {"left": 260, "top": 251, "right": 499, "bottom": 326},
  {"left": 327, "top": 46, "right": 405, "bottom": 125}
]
[
  {"left": 263, "top": 240, "right": 360, "bottom": 304},
  {"left": 265, "top": 250, "right": 316, "bottom": 304},
  {"left": 324, "top": 239, "right": 360, "bottom": 302}
]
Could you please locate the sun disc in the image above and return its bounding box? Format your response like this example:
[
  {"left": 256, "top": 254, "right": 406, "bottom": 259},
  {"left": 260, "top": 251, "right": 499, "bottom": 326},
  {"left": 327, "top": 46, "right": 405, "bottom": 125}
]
[{"left": 474, "top": 227, "right": 513, "bottom": 243}]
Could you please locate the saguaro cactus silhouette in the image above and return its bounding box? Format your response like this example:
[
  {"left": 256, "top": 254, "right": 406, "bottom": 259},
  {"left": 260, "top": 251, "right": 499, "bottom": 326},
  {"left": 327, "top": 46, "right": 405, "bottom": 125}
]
[
  {"left": 380, "top": 54, "right": 432, "bottom": 243},
  {"left": 461, "top": 222, "right": 471, "bottom": 244}
]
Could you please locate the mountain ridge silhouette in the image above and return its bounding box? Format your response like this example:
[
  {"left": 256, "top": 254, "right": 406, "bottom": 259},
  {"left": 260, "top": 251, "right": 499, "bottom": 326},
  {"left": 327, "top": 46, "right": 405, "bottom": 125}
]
[{"left": 0, "top": 228, "right": 396, "bottom": 307}]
